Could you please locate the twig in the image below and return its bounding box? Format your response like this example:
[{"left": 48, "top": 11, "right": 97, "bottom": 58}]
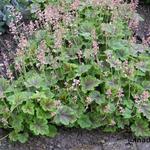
[{"left": 0, "top": 134, "right": 9, "bottom": 141}]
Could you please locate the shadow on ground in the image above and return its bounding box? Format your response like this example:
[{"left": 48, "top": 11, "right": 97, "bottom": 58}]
[{"left": 0, "top": 128, "right": 148, "bottom": 150}]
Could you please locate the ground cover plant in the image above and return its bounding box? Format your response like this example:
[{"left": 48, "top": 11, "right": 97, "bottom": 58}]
[
  {"left": 0, "top": 0, "right": 49, "bottom": 34},
  {"left": 0, "top": 0, "right": 33, "bottom": 34},
  {"left": 0, "top": 0, "right": 150, "bottom": 143}
]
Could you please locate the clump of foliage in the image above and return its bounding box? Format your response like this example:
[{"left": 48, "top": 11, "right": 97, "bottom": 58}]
[
  {"left": 0, "top": 0, "right": 58, "bottom": 34},
  {"left": 0, "top": 0, "right": 31, "bottom": 34},
  {"left": 0, "top": 0, "right": 150, "bottom": 143}
]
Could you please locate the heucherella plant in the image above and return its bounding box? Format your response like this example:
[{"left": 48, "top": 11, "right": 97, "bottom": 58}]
[
  {"left": 0, "top": 0, "right": 150, "bottom": 143},
  {"left": 0, "top": 0, "right": 49, "bottom": 34}
]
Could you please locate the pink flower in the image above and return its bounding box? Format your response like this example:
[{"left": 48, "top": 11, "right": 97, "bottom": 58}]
[
  {"left": 72, "top": 79, "right": 80, "bottom": 87},
  {"left": 117, "top": 88, "right": 124, "bottom": 99},
  {"left": 134, "top": 91, "right": 149, "bottom": 104},
  {"left": 37, "top": 41, "right": 47, "bottom": 65},
  {"left": 18, "top": 35, "right": 28, "bottom": 49},
  {"left": 54, "top": 28, "right": 64, "bottom": 49},
  {"left": 71, "top": 0, "right": 80, "bottom": 10},
  {"left": 106, "top": 89, "right": 112, "bottom": 98},
  {"left": 77, "top": 50, "right": 83, "bottom": 63},
  {"left": 141, "top": 91, "right": 149, "bottom": 101},
  {"left": 134, "top": 94, "right": 139, "bottom": 102},
  {"left": 93, "top": 40, "right": 99, "bottom": 56},
  {"left": 2, "top": 54, "right": 14, "bottom": 81},
  {"left": 44, "top": 5, "right": 61, "bottom": 25},
  {"left": 130, "top": 0, "right": 139, "bottom": 11}
]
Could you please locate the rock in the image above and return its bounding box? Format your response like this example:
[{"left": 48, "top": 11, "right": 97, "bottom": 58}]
[{"left": 103, "top": 140, "right": 137, "bottom": 150}]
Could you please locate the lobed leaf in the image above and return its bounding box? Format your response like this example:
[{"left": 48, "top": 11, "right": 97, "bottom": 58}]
[{"left": 81, "top": 76, "right": 102, "bottom": 93}]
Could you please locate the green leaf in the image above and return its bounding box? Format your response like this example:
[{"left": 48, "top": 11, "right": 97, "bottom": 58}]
[
  {"left": 0, "top": 78, "right": 9, "bottom": 89},
  {"left": 35, "top": 30, "right": 47, "bottom": 42},
  {"left": 45, "top": 125, "right": 57, "bottom": 137},
  {"left": 36, "top": 108, "right": 51, "bottom": 119},
  {"left": 115, "top": 117, "right": 125, "bottom": 129},
  {"left": 54, "top": 106, "right": 77, "bottom": 125},
  {"left": 142, "top": 81, "right": 150, "bottom": 91},
  {"left": 10, "top": 114, "right": 24, "bottom": 132},
  {"left": 22, "top": 102, "right": 35, "bottom": 115},
  {"left": 131, "top": 119, "right": 150, "bottom": 137},
  {"left": 9, "top": 131, "right": 19, "bottom": 142},
  {"left": 122, "top": 108, "right": 132, "bottom": 119},
  {"left": 7, "top": 92, "right": 32, "bottom": 111},
  {"left": 17, "top": 132, "right": 29, "bottom": 143},
  {"left": 63, "top": 63, "right": 78, "bottom": 74},
  {"left": 89, "top": 91, "right": 105, "bottom": 105},
  {"left": 34, "top": 0, "right": 46, "bottom": 3},
  {"left": 83, "top": 49, "right": 93, "bottom": 59},
  {"left": 104, "top": 103, "right": 116, "bottom": 114},
  {"left": 40, "top": 99, "right": 55, "bottom": 112},
  {"left": 24, "top": 73, "right": 45, "bottom": 89},
  {"left": 81, "top": 76, "right": 101, "bottom": 93},
  {"left": 30, "top": 118, "right": 49, "bottom": 135},
  {"left": 108, "top": 39, "right": 128, "bottom": 50},
  {"left": 31, "top": 91, "right": 47, "bottom": 100},
  {"left": 76, "top": 64, "right": 91, "bottom": 76},
  {"left": 79, "top": 21, "right": 94, "bottom": 40},
  {"left": 9, "top": 131, "right": 29, "bottom": 143},
  {"left": 136, "top": 61, "right": 150, "bottom": 73},
  {"left": 105, "top": 78, "right": 119, "bottom": 89},
  {"left": 103, "top": 126, "right": 117, "bottom": 133},
  {"left": 79, "top": 32, "right": 91, "bottom": 40},
  {"left": 101, "top": 23, "right": 116, "bottom": 34},
  {"left": 123, "top": 99, "right": 133, "bottom": 109},
  {"left": 138, "top": 102, "right": 150, "bottom": 120},
  {"left": 89, "top": 112, "right": 104, "bottom": 128},
  {"left": 0, "top": 78, "right": 9, "bottom": 98},
  {"left": 115, "top": 48, "right": 130, "bottom": 60},
  {"left": 0, "top": 104, "right": 9, "bottom": 114},
  {"left": 131, "top": 43, "right": 146, "bottom": 54},
  {"left": 77, "top": 114, "right": 92, "bottom": 128},
  {"left": 63, "top": 63, "right": 78, "bottom": 81}
]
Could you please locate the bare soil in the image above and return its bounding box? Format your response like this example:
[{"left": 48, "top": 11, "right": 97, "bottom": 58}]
[{"left": 0, "top": 128, "right": 143, "bottom": 150}]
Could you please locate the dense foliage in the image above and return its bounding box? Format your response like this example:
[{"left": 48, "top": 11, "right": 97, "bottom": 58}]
[
  {"left": 0, "top": 0, "right": 48, "bottom": 33},
  {"left": 0, "top": 0, "right": 30, "bottom": 33},
  {"left": 0, "top": 0, "right": 150, "bottom": 143}
]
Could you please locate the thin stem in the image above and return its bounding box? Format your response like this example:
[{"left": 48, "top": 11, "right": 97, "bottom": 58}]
[
  {"left": 128, "top": 82, "right": 131, "bottom": 100},
  {"left": 77, "top": 88, "right": 82, "bottom": 101},
  {"left": 0, "top": 134, "right": 9, "bottom": 141}
]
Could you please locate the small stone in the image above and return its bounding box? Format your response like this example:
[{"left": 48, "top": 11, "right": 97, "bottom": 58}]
[
  {"left": 100, "top": 139, "right": 106, "bottom": 144},
  {"left": 57, "top": 144, "right": 61, "bottom": 148}
]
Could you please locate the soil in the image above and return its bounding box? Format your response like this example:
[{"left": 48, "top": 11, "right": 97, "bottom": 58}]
[
  {"left": 0, "top": 128, "right": 145, "bottom": 150},
  {"left": 0, "top": 4, "right": 150, "bottom": 150}
]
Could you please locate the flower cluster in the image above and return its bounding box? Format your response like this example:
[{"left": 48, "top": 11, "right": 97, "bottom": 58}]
[
  {"left": 0, "top": 0, "right": 150, "bottom": 142},
  {"left": 106, "top": 89, "right": 112, "bottom": 98},
  {"left": 37, "top": 41, "right": 47, "bottom": 67},
  {"left": 116, "top": 88, "right": 124, "bottom": 99},
  {"left": 122, "top": 61, "right": 134, "bottom": 77},
  {"left": 134, "top": 91, "right": 150, "bottom": 104},
  {"left": 2, "top": 54, "right": 14, "bottom": 81},
  {"left": 71, "top": 0, "right": 80, "bottom": 10}
]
